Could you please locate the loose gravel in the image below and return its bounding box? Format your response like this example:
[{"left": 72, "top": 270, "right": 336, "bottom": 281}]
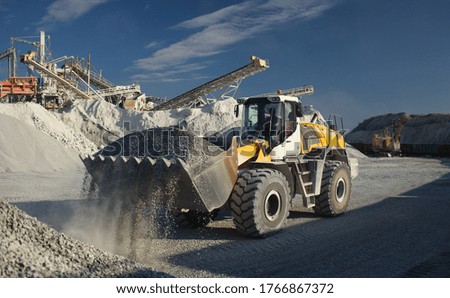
[
  {"left": 82, "top": 127, "right": 226, "bottom": 254},
  {"left": 0, "top": 200, "right": 170, "bottom": 278},
  {"left": 98, "top": 126, "right": 223, "bottom": 164}
]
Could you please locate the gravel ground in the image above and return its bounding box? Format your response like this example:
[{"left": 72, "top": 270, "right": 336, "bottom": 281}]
[
  {"left": 2, "top": 157, "right": 450, "bottom": 278},
  {"left": 122, "top": 157, "right": 450, "bottom": 277}
]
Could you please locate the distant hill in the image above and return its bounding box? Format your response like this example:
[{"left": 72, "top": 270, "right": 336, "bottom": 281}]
[
  {"left": 346, "top": 113, "right": 450, "bottom": 156},
  {"left": 347, "top": 113, "right": 450, "bottom": 145}
]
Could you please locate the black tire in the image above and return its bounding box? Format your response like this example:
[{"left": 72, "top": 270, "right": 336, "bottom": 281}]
[
  {"left": 175, "top": 209, "right": 217, "bottom": 228},
  {"left": 230, "top": 169, "right": 291, "bottom": 238},
  {"left": 313, "top": 161, "right": 351, "bottom": 216}
]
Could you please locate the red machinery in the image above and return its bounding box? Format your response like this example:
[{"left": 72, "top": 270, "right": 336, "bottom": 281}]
[{"left": 0, "top": 77, "right": 36, "bottom": 101}]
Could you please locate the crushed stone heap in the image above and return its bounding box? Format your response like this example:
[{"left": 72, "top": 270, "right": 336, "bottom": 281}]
[
  {"left": 0, "top": 102, "right": 97, "bottom": 156},
  {"left": 81, "top": 127, "right": 227, "bottom": 222},
  {"left": 58, "top": 98, "right": 240, "bottom": 147},
  {"left": 0, "top": 201, "right": 170, "bottom": 278},
  {"left": 98, "top": 126, "right": 224, "bottom": 164},
  {"left": 0, "top": 114, "right": 83, "bottom": 173}
]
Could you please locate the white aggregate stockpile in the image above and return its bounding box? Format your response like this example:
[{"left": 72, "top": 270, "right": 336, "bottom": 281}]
[
  {"left": 0, "top": 99, "right": 239, "bottom": 173},
  {"left": 0, "top": 103, "right": 97, "bottom": 156},
  {"left": 0, "top": 114, "right": 82, "bottom": 173},
  {"left": 58, "top": 98, "right": 240, "bottom": 147}
]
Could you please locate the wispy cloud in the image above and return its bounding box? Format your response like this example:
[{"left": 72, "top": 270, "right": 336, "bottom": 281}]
[
  {"left": 133, "top": 0, "right": 338, "bottom": 81},
  {"left": 132, "top": 63, "right": 210, "bottom": 83},
  {"left": 173, "top": 2, "right": 254, "bottom": 30},
  {"left": 145, "top": 41, "right": 162, "bottom": 49},
  {"left": 39, "top": 0, "right": 109, "bottom": 24}
]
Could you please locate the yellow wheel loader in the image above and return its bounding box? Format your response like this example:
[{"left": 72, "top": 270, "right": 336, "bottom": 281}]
[{"left": 83, "top": 87, "right": 358, "bottom": 238}]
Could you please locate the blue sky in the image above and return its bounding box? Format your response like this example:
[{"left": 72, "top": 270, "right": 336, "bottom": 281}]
[{"left": 1, "top": 0, "right": 449, "bottom": 129}]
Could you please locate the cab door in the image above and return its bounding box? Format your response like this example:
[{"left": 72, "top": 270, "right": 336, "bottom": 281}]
[{"left": 284, "top": 102, "right": 301, "bottom": 156}]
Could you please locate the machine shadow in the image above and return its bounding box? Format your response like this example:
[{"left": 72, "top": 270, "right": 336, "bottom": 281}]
[{"left": 165, "top": 171, "right": 450, "bottom": 277}]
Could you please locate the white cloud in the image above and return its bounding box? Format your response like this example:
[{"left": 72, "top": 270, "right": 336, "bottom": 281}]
[
  {"left": 133, "top": 0, "right": 338, "bottom": 80},
  {"left": 174, "top": 1, "right": 255, "bottom": 30},
  {"left": 145, "top": 41, "right": 162, "bottom": 49},
  {"left": 132, "top": 63, "right": 209, "bottom": 83},
  {"left": 40, "top": 0, "right": 109, "bottom": 24}
]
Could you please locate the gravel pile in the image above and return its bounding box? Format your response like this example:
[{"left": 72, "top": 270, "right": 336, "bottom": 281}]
[
  {"left": 31, "top": 114, "right": 97, "bottom": 155},
  {"left": 99, "top": 126, "right": 223, "bottom": 164},
  {"left": 0, "top": 200, "right": 170, "bottom": 277},
  {"left": 0, "top": 114, "right": 83, "bottom": 173},
  {"left": 80, "top": 127, "right": 227, "bottom": 250},
  {"left": 401, "top": 114, "right": 450, "bottom": 144},
  {"left": 351, "top": 113, "right": 409, "bottom": 132},
  {"left": 58, "top": 98, "right": 239, "bottom": 147},
  {"left": 0, "top": 102, "right": 97, "bottom": 155}
]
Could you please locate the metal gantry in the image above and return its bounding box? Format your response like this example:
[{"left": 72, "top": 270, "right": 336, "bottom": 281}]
[
  {"left": 2, "top": 31, "right": 148, "bottom": 108},
  {"left": 2, "top": 31, "right": 269, "bottom": 111},
  {"left": 0, "top": 47, "right": 17, "bottom": 77}
]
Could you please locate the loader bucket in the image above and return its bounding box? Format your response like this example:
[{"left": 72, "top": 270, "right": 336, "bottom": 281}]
[
  {"left": 179, "top": 137, "right": 239, "bottom": 211},
  {"left": 82, "top": 137, "right": 238, "bottom": 212}
]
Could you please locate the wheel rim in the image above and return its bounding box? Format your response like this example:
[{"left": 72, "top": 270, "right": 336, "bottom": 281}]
[
  {"left": 264, "top": 190, "right": 282, "bottom": 221},
  {"left": 336, "top": 177, "right": 346, "bottom": 203}
]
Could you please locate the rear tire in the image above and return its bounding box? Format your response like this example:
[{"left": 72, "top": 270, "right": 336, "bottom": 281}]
[
  {"left": 313, "top": 161, "right": 351, "bottom": 216},
  {"left": 230, "top": 169, "right": 291, "bottom": 238}
]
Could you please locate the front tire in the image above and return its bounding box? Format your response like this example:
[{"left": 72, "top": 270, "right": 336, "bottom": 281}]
[
  {"left": 313, "top": 161, "right": 351, "bottom": 216},
  {"left": 230, "top": 169, "right": 291, "bottom": 238}
]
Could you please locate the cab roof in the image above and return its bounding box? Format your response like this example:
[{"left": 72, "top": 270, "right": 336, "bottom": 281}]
[{"left": 238, "top": 95, "right": 300, "bottom": 105}]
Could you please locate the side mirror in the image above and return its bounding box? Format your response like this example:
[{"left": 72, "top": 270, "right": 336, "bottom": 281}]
[{"left": 234, "top": 105, "right": 239, "bottom": 117}]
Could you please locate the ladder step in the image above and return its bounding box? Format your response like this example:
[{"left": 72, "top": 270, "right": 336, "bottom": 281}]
[
  {"left": 301, "top": 190, "right": 316, "bottom": 208},
  {"left": 301, "top": 171, "right": 311, "bottom": 175},
  {"left": 303, "top": 182, "right": 313, "bottom": 186},
  {"left": 307, "top": 196, "right": 316, "bottom": 207}
]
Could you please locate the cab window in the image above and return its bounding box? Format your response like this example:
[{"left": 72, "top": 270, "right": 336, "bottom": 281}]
[{"left": 284, "top": 102, "right": 297, "bottom": 138}]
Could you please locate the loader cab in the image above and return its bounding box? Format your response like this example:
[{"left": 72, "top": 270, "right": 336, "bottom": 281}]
[{"left": 240, "top": 96, "right": 301, "bottom": 157}]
